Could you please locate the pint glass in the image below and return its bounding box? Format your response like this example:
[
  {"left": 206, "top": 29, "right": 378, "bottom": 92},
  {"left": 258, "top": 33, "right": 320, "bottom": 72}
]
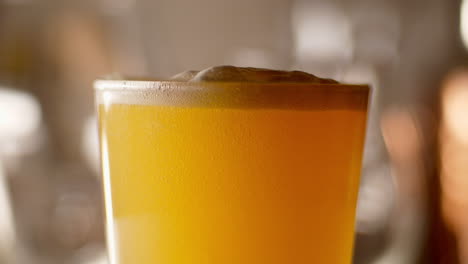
[{"left": 95, "top": 80, "right": 369, "bottom": 264}]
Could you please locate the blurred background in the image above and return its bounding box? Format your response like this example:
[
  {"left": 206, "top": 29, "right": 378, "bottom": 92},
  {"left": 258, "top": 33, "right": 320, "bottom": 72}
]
[{"left": 0, "top": 0, "right": 467, "bottom": 263}]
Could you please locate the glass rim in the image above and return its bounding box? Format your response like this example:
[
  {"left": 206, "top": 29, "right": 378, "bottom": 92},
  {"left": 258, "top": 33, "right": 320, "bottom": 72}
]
[
  {"left": 94, "top": 79, "right": 370, "bottom": 94},
  {"left": 95, "top": 79, "right": 370, "bottom": 110}
]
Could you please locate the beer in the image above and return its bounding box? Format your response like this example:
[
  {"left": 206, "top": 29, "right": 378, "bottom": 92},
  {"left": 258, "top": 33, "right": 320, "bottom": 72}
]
[{"left": 96, "top": 79, "right": 368, "bottom": 264}]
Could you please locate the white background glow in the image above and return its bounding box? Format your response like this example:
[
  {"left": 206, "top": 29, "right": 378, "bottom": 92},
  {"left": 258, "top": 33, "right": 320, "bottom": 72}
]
[{"left": 461, "top": 0, "right": 468, "bottom": 50}]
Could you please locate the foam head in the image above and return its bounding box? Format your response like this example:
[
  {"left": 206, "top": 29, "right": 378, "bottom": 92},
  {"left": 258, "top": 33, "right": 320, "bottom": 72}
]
[{"left": 170, "top": 66, "right": 338, "bottom": 84}]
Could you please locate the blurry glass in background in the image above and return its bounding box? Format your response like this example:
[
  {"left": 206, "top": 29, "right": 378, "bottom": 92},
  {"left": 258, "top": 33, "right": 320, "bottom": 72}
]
[
  {"left": 440, "top": 70, "right": 468, "bottom": 264},
  {"left": 0, "top": 0, "right": 467, "bottom": 263}
]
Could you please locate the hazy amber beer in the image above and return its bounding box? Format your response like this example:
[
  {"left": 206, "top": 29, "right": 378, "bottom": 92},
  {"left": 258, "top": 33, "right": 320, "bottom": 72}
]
[{"left": 96, "top": 79, "right": 369, "bottom": 264}]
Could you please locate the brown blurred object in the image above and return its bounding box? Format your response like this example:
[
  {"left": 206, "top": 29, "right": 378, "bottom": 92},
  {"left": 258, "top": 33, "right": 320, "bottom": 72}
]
[
  {"left": 439, "top": 69, "right": 468, "bottom": 264},
  {"left": 380, "top": 107, "right": 432, "bottom": 264},
  {"left": 41, "top": 10, "right": 112, "bottom": 163}
]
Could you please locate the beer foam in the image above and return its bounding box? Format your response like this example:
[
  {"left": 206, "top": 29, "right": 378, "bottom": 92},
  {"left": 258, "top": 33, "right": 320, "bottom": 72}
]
[
  {"left": 95, "top": 66, "right": 368, "bottom": 109},
  {"left": 169, "top": 66, "right": 339, "bottom": 84}
]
